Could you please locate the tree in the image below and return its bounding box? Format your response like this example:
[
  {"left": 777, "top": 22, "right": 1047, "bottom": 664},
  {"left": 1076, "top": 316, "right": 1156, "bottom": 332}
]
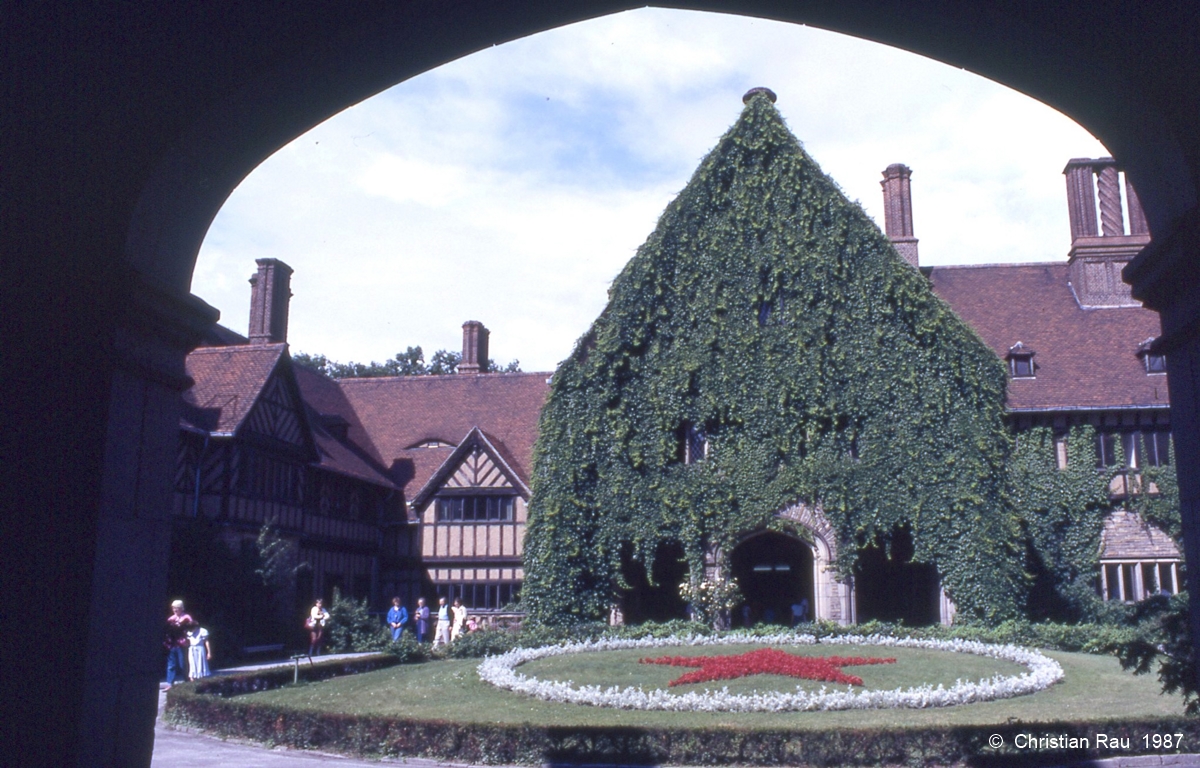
[
  {"left": 523, "top": 91, "right": 1015, "bottom": 626},
  {"left": 292, "top": 347, "right": 520, "bottom": 378}
]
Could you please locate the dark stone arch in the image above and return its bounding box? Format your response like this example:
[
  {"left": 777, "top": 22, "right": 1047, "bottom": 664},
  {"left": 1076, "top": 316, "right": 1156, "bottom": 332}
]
[
  {"left": 10, "top": 3, "right": 1200, "bottom": 764},
  {"left": 617, "top": 540, "right": 690, "bottom": 624},
  {"left": 729, "top": 531, "right": 815, "bottom": 627},
  {"left": 853, "top": 527, "right": 942, "bottom": 627}
]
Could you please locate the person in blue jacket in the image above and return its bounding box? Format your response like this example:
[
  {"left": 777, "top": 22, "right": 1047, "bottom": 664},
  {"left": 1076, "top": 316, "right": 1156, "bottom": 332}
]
[{"left": 387, "top": 596, "right": 408, "bottom": 642}]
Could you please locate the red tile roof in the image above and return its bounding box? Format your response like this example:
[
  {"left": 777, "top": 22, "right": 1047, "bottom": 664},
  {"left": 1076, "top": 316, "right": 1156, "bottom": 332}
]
[
  {"left": 928, "top": 263, "right": 1167, "bottom": 412},
  {"left": 182, "top": 344, "right": 286, "bottom": 434},
  {"left": 333, "top": 372, "right": 551, "bottom": 492},
  {"left": 292, "top": 366, "right": 399, "bottom": 489}
]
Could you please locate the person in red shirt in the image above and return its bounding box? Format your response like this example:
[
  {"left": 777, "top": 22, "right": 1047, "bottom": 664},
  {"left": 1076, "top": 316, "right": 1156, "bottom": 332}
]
[{"left": 164, "top": 600, "right": 193, "bottom": 689}]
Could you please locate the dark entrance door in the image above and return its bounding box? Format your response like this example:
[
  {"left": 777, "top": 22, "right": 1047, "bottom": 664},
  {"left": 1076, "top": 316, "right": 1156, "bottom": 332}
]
[
  {"left": 730, "top": 532, "right": 814, "bottom": 627},
  {"left": 619, "top": 541, "right": 690, "bottom": 624},
  {"left": 853, "top": 528, "right": 941, "bottom": 626}
]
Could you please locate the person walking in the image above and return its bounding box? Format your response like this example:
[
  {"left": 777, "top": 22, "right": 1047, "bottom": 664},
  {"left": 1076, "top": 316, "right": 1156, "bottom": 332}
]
[
  {"left": 164, "top": 600, "right": 193, "bottom": 689},
  {"left": 414, "top": 597, "right": 430, "bottom": 643},
  {"left": 386, "top": 596, "right": 408, "bottom": 642},
  {"left": 186, "top": 620, "right": 212, "bottom": 680},
  {"left": 432, "top": 596, "right": 451, "bottom": 647},
  {"left": 450, "top": 597, "right": 467, "bottom": 642},
  {"left": 306, "top": 598, "right": 330, "bottom": 656}
]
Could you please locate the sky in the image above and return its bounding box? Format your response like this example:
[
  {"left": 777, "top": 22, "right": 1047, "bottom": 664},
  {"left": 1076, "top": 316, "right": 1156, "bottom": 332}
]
[{"left": 193, "top": 8, "right": 1108, "bottom": 373}]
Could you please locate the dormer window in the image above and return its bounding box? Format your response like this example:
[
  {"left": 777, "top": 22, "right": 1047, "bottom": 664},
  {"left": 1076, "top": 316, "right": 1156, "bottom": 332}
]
[
  {"left": 677, "top": 422, "right": 708, "bottom": 464},
  {"left": 1006, "top": 342, "right": 1036, "bottom": 379},
  {"left": 1138, "top": 338, "right": 1166, "bottom": 374}
]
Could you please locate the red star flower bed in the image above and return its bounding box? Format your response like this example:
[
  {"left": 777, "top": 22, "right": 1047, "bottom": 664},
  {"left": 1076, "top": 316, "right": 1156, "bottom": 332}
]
[{"left": 640, "top": 647, "right": 896, "bottom": 687}]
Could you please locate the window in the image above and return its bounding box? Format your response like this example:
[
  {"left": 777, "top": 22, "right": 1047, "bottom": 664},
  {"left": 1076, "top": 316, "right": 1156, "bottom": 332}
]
[
  {"left": 437, "top": 581, "right": 520, "bottom": 610},
  {"left": 684, "top": 423, "right": 707, "bottom": 464},
  {"left": 1138, "top": 337, "right": 1166, "bottom": 374},
  {"left": 1097, "top": 430, "right": 1172, "bottom": 469},
  {"left": 1101, "top": 560, "right": 1178, "bottom": 601},
  {"left": 1006, "top": 342, "right": 1035, "bottom": 378},
  {"left": 435, "top": 495, "right": 515, "bottom": 522}
]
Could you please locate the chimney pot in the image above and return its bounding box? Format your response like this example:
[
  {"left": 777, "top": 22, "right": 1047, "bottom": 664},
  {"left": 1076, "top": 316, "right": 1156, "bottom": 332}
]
[
  {"left": 460, "top": 321, "right": 489, "bottom": 374},
  {"left": 248, "top": 258, "right": 293, "bottom": 344},
  {"left": 880, "top": 164, "right": 919, "bottom": 267}
]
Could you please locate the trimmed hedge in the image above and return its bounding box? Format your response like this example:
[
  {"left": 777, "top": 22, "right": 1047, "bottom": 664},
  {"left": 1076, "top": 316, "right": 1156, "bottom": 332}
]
[{"left": 169, "top": 653, "right": 398, "bottom": 698}]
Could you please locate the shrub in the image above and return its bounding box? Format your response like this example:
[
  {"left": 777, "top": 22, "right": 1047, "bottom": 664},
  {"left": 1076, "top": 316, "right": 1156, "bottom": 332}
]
[
  {"left": 387, "top": 632, "right": 430, "bottom": 663},
  {"left": 326, "top": 588, "right": 390, "bottom": 653}
]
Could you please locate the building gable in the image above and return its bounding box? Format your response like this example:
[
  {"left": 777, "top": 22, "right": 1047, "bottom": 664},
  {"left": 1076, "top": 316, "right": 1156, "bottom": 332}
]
[
  {"left": 412, "top": 427, "right": 529, "bottom": 510},
  {"left": 243, "top": 372, "right": 307, "bottom": 448},
  {"left": 444, "top": 446, "right": 514, "bottom": 490}
]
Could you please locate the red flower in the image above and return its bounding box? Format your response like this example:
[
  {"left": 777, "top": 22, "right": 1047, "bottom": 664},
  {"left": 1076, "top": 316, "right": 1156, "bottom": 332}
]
[{"left": 639, "top": 648, "right": 896, "bottom": 687}]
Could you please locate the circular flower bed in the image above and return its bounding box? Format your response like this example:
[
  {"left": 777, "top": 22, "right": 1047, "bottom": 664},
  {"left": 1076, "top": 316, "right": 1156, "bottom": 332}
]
[{"left": 477, "top": 632, "right": 1064, "bottom": 712}]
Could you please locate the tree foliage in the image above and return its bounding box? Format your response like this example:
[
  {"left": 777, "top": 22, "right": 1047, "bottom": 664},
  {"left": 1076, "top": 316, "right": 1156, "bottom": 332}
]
[
  {"left": 293, "top": 348, "right": 522, "bottom": 379},
  {"left": 523, "top": 93, "right": 1017, "bottom": 625}
]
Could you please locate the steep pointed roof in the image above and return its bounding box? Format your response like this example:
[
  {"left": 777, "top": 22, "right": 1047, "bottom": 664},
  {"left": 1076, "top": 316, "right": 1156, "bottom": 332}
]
[
  {"left": 525, "top": 90, "right": 1015, "bottom": 622},
  {"left": 182, "top": 344, "right": 287, "bottom": 435}
]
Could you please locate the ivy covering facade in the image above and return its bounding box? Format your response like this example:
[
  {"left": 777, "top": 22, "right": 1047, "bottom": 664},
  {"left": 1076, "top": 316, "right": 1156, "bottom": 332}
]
[{"left": 522, "top": 92, "right": 1021, "bottom": 625}]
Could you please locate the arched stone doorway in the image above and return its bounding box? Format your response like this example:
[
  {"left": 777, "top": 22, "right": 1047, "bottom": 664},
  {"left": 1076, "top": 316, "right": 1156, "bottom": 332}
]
[
  {"left": 618, "top": 541, "right": 690, "bottom": 624},
  {"left": 853, "top": 527, "right": 943, "bottom": 627},
  {"left": 730, "top": 532, "right": 813, "bottom": 626}
]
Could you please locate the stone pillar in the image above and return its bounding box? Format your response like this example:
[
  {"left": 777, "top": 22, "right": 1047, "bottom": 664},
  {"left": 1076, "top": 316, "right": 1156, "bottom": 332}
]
[
  {"left": 76, "top": 275, "right": 218, "bottom": 767},
  {"left": 1125, "top": 208, "right": 1200, "bottom": 690}
]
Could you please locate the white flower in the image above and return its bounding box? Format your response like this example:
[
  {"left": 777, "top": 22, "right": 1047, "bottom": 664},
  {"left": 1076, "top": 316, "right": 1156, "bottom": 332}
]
[{"left": 476, "top": 632, "right": 1064, "bottom": 712}]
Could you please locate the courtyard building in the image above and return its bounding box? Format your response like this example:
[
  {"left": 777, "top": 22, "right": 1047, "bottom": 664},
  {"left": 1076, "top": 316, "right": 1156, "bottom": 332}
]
[{"left": 174, "top": 113, "right": 1176, "bottom": 634}]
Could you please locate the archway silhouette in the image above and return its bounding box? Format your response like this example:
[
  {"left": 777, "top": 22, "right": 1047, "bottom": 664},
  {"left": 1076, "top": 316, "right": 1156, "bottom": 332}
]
[
  {"left": 853, "top": 528, "right": 941, "bottom": 627},
  {"left": 618, "top": 541, "right": 690, "bottom": 624},
  {"left": 10, "top": 4, "right": 1200, "bottom": 765},
  {"left": 730, "top": 532, "right": 815, "bottom": 627}
]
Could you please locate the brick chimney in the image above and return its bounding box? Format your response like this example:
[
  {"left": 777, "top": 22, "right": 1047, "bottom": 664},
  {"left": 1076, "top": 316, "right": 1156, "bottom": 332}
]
[
  {"left": 880, "top": 163, "right": 919, "bottom": 267},
  {"left": 247, "top": 258, "right": 293, "bottom": 344},
  {"left": 459, "top": 321, "right": 489, "bottom": 374},
  {"left": 1063, "top": 158, "right": 1149, "bottom": 307}
]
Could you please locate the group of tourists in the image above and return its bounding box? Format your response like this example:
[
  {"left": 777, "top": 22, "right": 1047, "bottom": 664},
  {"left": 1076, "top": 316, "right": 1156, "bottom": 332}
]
[
  {"left": 163, "top": 600, "right": 212, "bottom": 689},
  {"left": 387, "top": 595, "right": 476, "bottom": 645}
]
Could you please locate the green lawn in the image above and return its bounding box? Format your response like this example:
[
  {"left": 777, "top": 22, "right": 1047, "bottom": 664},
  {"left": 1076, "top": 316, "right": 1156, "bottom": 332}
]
[{"left": 241, "top": 644, "right": 1185, "bottom": 729}]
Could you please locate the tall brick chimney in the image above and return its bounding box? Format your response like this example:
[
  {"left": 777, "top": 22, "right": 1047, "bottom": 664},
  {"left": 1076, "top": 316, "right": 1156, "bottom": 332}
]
[
  {"left": 459, "top": 321, "right": 489, "bottom": 374},
  {"left": 880, "top": 163, "right": 919, "bottom": 268},
  {"left": 1063, "top": 158, "right": 1149, "bottom": 307},
  {"left": 247, "top": 258, "right": 293, "bottom": 344}
]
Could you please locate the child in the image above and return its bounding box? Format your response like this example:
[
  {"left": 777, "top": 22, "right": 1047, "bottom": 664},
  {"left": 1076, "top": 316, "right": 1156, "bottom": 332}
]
[{"left": 186, "top": 621, "right": 212, "bottom": 680}]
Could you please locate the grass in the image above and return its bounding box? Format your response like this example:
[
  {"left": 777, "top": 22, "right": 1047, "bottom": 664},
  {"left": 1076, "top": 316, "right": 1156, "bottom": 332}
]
[{"left": 241, "top": 643, "right": 1185, "bottom": 729}]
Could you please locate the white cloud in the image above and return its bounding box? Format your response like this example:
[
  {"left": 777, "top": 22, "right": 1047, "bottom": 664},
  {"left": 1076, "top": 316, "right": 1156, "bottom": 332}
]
[{"left": 194, "top": 8, "right": 1108, "bottom": 372}]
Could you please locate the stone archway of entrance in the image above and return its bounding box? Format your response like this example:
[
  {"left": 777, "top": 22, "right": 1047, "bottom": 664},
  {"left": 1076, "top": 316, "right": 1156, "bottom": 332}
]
[
  {"left": 853, "top": 527, "right": 943, "bottom": 627},
  {"left": 618, "top": 541, "right": 690, "bottom": 624},
  {"left": 730, "top": 532, "right": 814, "bottom": 627}
]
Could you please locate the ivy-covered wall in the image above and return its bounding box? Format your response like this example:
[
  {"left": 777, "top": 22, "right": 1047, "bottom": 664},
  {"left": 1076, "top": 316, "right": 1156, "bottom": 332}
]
[{"left": 522, "top": 92, "right": 1020, "bottom": 625}]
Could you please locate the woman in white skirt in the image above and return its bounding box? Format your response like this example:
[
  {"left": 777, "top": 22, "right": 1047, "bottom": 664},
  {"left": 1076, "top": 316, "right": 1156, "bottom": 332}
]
[{"left": 186, "top": 621, "right": 212, "bottom": 680}]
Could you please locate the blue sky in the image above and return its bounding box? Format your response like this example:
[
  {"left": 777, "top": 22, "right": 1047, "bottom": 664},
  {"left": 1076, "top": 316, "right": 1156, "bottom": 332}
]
[{"left": 193, "top": 8, "right": 1107, "bottom": 372}]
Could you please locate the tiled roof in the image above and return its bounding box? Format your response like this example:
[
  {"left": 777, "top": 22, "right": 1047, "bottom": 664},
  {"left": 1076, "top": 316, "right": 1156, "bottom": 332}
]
[
  {"left": 292, "top": 366, "right": 399, "bottom": 490},
  {"left": 1100, "top": 510, "right": 1180, "bottom": 559},
  {"left": 182, "top": 344, "right": 286, "bottom": 434},
  {"left": 928, "top": 263, "right": 1167, "bottom": 412},
  {"left": 334, "top": 372, "right": 552, "bottom": 492}
]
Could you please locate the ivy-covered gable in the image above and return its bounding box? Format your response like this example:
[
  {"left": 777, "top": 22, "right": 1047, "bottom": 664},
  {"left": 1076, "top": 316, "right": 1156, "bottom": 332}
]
[{"left": 523, "top": 92, "right": 1016, "bottom": 625}]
